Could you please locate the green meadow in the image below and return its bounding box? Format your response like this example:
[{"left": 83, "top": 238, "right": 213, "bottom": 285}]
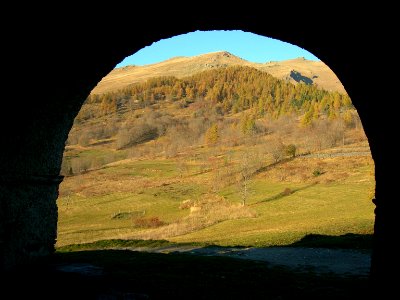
[{"left": 57, "top": 141, "right": 375, "bottom": 248}]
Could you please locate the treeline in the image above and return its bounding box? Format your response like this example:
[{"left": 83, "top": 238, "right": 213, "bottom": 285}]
[{"left": 84, "top": 66, "right": 352, "bottom": 121}]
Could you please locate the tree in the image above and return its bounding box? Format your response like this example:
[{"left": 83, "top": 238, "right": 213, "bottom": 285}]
[
  {"left": 205, "top": 124, "right": 219, "bottom": 145},
  {"left": 176, "top": 158, "right": 188, "bottom": 178},
  {"left": 342, "top": 94, "right": 352, "bottom": 107},
  {"left": 237, "top": 152, "right": 252, "bottom": 206},
  {"left": 269, "top": 139, "right": 285, "bottom": 162},
  {"left": 343, "top": 110, "right": 354, "bottom": 128},
  {"left": 300, "top": 109, "right": 313, "bottom": 127},
  {"left": 333, "top": 93, "right": 341, "bottom": 110},
  {"left": 285, "top": 144, "right": 296, "bottom": 158},
  {"left": 240, "top": 113, "right": 256, "bottom": 135},
  {"left": 328, "top": 109, "right": 338, "bottom": 120}
]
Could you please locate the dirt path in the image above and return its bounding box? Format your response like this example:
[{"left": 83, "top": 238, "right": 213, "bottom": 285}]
[
  {"left": 129, "top": 246, "right": 371, "bottom": 277},
  {"left": 301, "top": 151, "right": 371, "bottom": 158}
]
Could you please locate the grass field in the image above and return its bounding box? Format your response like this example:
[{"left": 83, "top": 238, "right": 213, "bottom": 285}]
[{"left": 57, "top": 140, "right": 375, "bottom": 248}]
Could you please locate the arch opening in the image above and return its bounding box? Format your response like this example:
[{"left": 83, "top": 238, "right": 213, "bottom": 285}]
[{"left": 57, "top": 31, "right": 375, "bottom": 256}]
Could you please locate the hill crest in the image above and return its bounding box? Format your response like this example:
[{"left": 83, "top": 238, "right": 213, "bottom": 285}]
[{"left": 92, "top": 51, "right": 345, "bottom": 94}]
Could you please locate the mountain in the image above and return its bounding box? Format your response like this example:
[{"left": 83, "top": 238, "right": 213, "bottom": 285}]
[
  {"left": 91, "top": 51, "right": 346, "bottom": 95},
  {"left": 260, "top": 57, "right": 345, "bottom": 93}
]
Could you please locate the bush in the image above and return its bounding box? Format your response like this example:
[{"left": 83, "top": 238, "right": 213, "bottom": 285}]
[
  {"left": 285, "top": 144, "right": 296, "bottom": 158},
  {"left": 313, "top": 168, "right": 323, "bottom": 177},
  {"left": 116, "top": 121, "right": 158, "bottom": 149},
  {"left": 78, "top": 130, "right": 92, "bottom": 146},
  {"left": 70, "top": 157, "right": 91, "bottom": 174},
  {"left": 111, "top": 211, "right": 144, "bottom": 220},
  {"left": 133, "top": 217, "right": 165, "bottom": 228},
  {"left": 281, "top": 188, "right": 293, "bottom": 196},
  {"left": 179, "top": 199, "right": 195, "bottom": 210}
]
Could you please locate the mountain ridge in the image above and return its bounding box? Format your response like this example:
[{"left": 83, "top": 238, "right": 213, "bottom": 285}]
[{"left": 92, "top": 51, "right": 345, "bottom": 95}]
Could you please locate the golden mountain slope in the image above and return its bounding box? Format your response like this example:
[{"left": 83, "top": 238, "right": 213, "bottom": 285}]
[
  {"left": 92, "top": 51, "right": 345, "bottom": 94},
  {"left": 258, "top": 58, "right": 345, "bottom": 93}
]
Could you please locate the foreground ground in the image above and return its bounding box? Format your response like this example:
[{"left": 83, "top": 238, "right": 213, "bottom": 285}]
[
  {"left": 3, "top": 247, "right": 373, "bottom": 299},
  {"left": 109, "top": 245, "right": 371, "bottom": 276},
  {"left": 57, "top": 233, "right": 373, "bottom": 277}
]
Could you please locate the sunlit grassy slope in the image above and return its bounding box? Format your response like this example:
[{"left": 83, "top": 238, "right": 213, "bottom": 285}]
[{"left": 57, "top": 141, "right": 374, "bottom": 248}]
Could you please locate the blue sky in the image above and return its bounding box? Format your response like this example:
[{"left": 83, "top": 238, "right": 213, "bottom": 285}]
[{"left": 116, "top": 30, "right": 319, "bottom": 68}]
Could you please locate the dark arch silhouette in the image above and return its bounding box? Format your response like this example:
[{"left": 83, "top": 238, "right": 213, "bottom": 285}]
[{"left": 0, "top": 9, "right": 394, "bottom": 293}]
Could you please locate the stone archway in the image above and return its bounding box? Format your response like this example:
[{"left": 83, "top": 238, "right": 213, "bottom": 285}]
[{"left": 0, "top": 11, "right": 394, "bottom": 291}]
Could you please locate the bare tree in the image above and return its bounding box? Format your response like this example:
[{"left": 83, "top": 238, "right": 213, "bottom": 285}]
[
  {"left": 176, "top": 157, "right": 189, "bottom": 178},
  {"left": 268, "top": 139, "right": 285, "bottom": 163},
  {"left": 236, "top": 152, "right": 259, "bottom": 206}
]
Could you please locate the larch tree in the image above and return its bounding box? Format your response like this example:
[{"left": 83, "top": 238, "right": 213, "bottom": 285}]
[{"left": 205, "top": 124, "right": 219, "bottom": 145}]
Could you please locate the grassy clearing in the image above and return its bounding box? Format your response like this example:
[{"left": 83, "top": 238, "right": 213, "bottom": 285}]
[
  {"left": 129, "top": 194, "right": 257, "bottom": 240},
  {"left": 101, "top": 159, "right": 180, "bottom": 178},
  {"left": 171, "top": 179, "right": 374, "bottom": 247}
]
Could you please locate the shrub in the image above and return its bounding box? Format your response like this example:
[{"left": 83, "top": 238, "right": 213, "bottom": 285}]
[
  {"left": 313, "top": 168, "right": 323, "bottom": 177},
  {"left": 280, "top": 188, "right": 293, "bottom": 196},
  {"left": 111, "top": 211, "right": 144, "bottom": 220},
  {"left": 116, "top": 120, "right": 158, "bottom": 149},
  {"left": 78, "top": 130, "right": 92, "bottom": 146},
  {"left": 285, "top": 144, "right": 296, "bottom": 158},
  {"left": 133, "top": 217, "right": 165, "bottom": 228},
  {"left": 179, "top": 199, "right": 195, "bottom": 210}
]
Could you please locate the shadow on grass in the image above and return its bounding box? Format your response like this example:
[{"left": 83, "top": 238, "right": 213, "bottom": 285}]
[
  {"left": 287, "top": 233, "right": 373, "bottom": 251},
  {"left": 250, "top": 182, "right": 317, "bottom": 206},
  {"left": 2, "top": 249, "right": 371, "bottom": 299},
  {"left": 56, "top": 238, "right": 196, "bottom": 252},
  {"left": 254, "top": 157, "right": 294, "bottom": 176},
  {"left": 56, "top": 232, "right": 374, "bottom": 254}
]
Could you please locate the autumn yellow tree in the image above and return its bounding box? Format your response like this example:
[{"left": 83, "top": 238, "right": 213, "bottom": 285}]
[
  {"left": 205, "top": 124, "right": 219, "bottom": 145},
  {"left": 301, "top": 109, "right": 313, "bottom": 127}
]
